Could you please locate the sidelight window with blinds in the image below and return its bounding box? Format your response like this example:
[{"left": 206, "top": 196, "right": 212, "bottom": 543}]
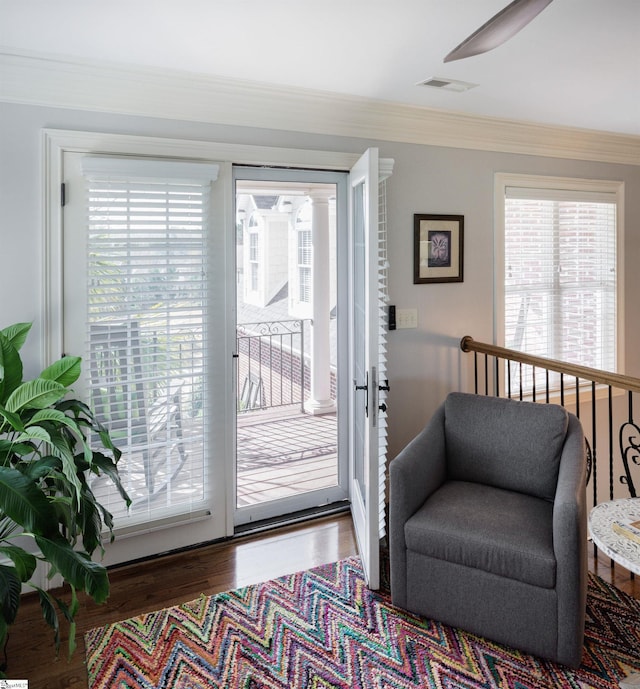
[
  {"left": 81, "top": 157, "right": 218, "bottom": 527},
  {"left": 497, "top": 175, "right": 622, "bottom": 395}
]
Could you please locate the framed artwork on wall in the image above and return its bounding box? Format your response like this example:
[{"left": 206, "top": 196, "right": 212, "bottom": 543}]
[{"left": 413, "top": 214, "right": 464, "bottom": 284}]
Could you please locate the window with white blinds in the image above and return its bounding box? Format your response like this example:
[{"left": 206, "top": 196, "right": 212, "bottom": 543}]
[
  {"left": 249, "top": 231, "right": 259, "bottom": 291},
  {"left": 298, "top": 228, "right": 312, "bottom": 303},
  {"left": 82, "top": 156, "right": 218, "bottom": 527},
  {"left": 500, "top": 177, "right": 621, "bottom": 394}
]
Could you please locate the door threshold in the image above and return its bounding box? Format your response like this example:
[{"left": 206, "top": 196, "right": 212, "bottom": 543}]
[
  {"left": 108, "top": 503, "right": 350, "bottom": 572},
  {"left": 234, "top": 501, "right": 350, "bottom": 538}
]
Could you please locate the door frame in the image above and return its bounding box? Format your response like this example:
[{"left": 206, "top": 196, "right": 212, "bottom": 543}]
[
  {"left": 232, "top": 166, "right": 350, "bottom": 527},
  {"left": 42, "top": 129, "right": 393, "bottom": 569}
]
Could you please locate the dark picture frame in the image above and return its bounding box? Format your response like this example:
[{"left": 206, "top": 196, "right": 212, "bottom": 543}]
[{"left": 413, "top": 214, "right": 464, "bottom": 284}]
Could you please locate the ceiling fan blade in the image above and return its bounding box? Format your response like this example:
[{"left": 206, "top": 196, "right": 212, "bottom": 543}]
[{"left": 444, "top": 0, "right": 554, "bottom": 63}]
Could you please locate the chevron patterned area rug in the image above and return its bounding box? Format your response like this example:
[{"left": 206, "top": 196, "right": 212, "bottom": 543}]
[{"left": 85, "top": 556, "right": 640, "bottom": 688}]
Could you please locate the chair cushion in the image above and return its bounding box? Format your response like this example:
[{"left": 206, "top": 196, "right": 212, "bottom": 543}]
[
  {"left": 404, "top": 481, "right": 556, "bottom": 588},
  {"left": 444, "top": 392, "right": 568, "bottom": 501}
]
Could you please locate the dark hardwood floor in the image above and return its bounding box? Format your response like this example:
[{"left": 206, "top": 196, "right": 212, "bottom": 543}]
[
  {"left": 9, "top": 512, "right": 640, "bottom": 688},
  {"left": 10, "top": 512, "right": 358, "bottom": 687}
]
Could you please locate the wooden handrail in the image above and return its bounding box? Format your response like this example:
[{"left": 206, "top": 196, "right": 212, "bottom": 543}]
[{"left": 460, "top": 335, "right": 640, "bottom": 395}]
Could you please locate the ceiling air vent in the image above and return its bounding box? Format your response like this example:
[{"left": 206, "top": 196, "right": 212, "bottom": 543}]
[{"left": 418, "top": 77, "right": 477, "bottom": 92}]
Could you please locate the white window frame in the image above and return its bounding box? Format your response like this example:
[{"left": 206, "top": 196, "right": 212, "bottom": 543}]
[{"left": 494, "top": 173, "right": 625, "bottom": 395}]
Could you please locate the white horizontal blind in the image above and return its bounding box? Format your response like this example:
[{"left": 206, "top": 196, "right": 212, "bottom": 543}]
[
  {"left": 504, "top": 185, "right": 617, "bottom": 393},
  {"left": 82, "top": 157, "right": 218, "bottom": 527},
  {"left": 377, "top": 178, "right": 389, "bottom": 539}
]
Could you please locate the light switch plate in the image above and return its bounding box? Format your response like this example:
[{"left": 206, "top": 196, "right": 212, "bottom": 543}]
[{"left": 396, "top": 308, "right": 418, "bottom": 329}]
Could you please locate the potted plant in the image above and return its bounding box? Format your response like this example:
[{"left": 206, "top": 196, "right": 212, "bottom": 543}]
[{"left": 0, "top": 322, "right": 130, "bottom": 673}]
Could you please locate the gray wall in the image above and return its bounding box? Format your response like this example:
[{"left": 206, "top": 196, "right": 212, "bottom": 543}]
[{"left": 2, "top": 101, "right": 639, "bottom": 461}]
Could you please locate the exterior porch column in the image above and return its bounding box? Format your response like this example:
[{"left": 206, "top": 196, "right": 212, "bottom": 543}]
[{"left": 305, "top": 188, "right": 335, "bottom": 415}]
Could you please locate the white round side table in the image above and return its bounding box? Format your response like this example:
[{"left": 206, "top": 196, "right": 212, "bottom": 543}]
[
  {"left": 589, "top": 498, "right": 640, "bottom": 689},
  {"left": 589, "top": 498, "right": 640, "bottom": 576}
]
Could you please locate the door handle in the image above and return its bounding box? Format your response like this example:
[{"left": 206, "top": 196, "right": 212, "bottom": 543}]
[
  {"left": 379, "top": 379, "right": 389, "bottom": 413},
  {"left": 354, "top": 372, "right": 369, "bottom": 417}
]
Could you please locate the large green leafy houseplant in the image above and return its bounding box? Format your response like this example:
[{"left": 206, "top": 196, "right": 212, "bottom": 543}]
[{"left": 0, "top": 322, "right": 130, "bottom": 671}]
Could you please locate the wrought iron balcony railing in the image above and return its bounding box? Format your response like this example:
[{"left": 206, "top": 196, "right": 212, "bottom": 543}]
[
  {"left": 461, "top": 335, "right": 640, "bottom": 507},
  {"left": 236, "top": 319, "right": 310, "bottom": 413}
]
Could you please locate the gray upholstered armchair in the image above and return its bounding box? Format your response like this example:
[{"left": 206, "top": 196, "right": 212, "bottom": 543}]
[{"left": 389, "top": 392, "right": 587, "bottom": 668}]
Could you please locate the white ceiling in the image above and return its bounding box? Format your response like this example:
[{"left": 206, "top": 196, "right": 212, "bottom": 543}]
[{"left": 1, "top": 0, "right": 639, "bottom": 136}]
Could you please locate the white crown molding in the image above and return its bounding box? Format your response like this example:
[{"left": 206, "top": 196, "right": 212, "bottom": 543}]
[{"left": 3, "top": 48, "right": 640, "bottom": 166}]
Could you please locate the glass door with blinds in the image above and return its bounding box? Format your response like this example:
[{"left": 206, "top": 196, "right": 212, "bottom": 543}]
[{"left": 61, "top": 151, "right": 230, "bottom": 565}]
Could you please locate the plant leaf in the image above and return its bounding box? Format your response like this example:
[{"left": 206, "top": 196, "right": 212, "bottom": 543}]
[
  {"left": 97, "top": 428, "right": 122, "bottom": 462},
  {"left": 20, "top": 455, "right": 61, "bottom": 481},
  {"left": 69, "top": 579, "right": 79, "bottom": 618},
  {"left": 40, "top": 357, "right": 82, "bottom": 387},
  {"left": 47, "top": 434, "right": 83, "bottom": 510},
  {"left": 97, "top": 502, "right": 115, "bottom": 542},
  {"left": 34, "top": 535, "right": 110, "bottom": 604},
  {"left": 57, "top": 398, "right": 93, "bottom": 418},
  {"left": 50, "top": 495, "right": 74, "bottom": 541},
  {"left": 5, "top": 379, "right": 67, "bottom": 413},
  {"left": 0, "top": 405, "right": 25, "bottom": 433},
  {"left": 0, "top": 612, "right": 7, "bottom": 667},
  {"left": 78, "top": 489, "right": 103, "bottom": 556},
  {"left": 0, "top": 332, "right": 23, "bottom": 404},
  {"left": 0, "top": 564, "right": 21, "bottom": 624},
  {"left": 28, "top": 409, "right": 80, "bottom": 433},
  {"left": 0, "top": 516, "right": 18, "bottom": 541},
  {"left": 90, "top": 452, "right": 132, "bottom": 508},
  {"left": 0, "top": 545, "right": 37, "bottom": 582},
  {"left": 15, "top": 425, "right": 52, "bottom": 445},
  {"left": 35, "top": 587, "right": 61, "bottom": 654},
  {"left": 1, "top": 322, "right": 32, "bottom": 352},
  {"left": 0, "top": 342, "right": 4, "bottom": 400},
  {"left": 68, "top": 619, "right": 77, "bottom": 659},
  {"left": 0, "top": 440, "right": 36, "bottom": 468},
  {"left": 0, "top": 466, "right": 58, "bottom": 537},
  {"left": 31, "top": 411, "right": 90, "bottom": 462},
  {"left": 51, "top": 591, "right": 73, "bottom": 623},
  {"left": 58, "top": 585, "right": 80, "bottom": 660}
]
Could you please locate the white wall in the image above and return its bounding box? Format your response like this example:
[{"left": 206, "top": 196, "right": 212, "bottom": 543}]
[
  {"left": 385, "top": 142, "right": 640, "bottom": 458},
  {"left": 2, "top": 101, "right": 640, "bottom": 464}
]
